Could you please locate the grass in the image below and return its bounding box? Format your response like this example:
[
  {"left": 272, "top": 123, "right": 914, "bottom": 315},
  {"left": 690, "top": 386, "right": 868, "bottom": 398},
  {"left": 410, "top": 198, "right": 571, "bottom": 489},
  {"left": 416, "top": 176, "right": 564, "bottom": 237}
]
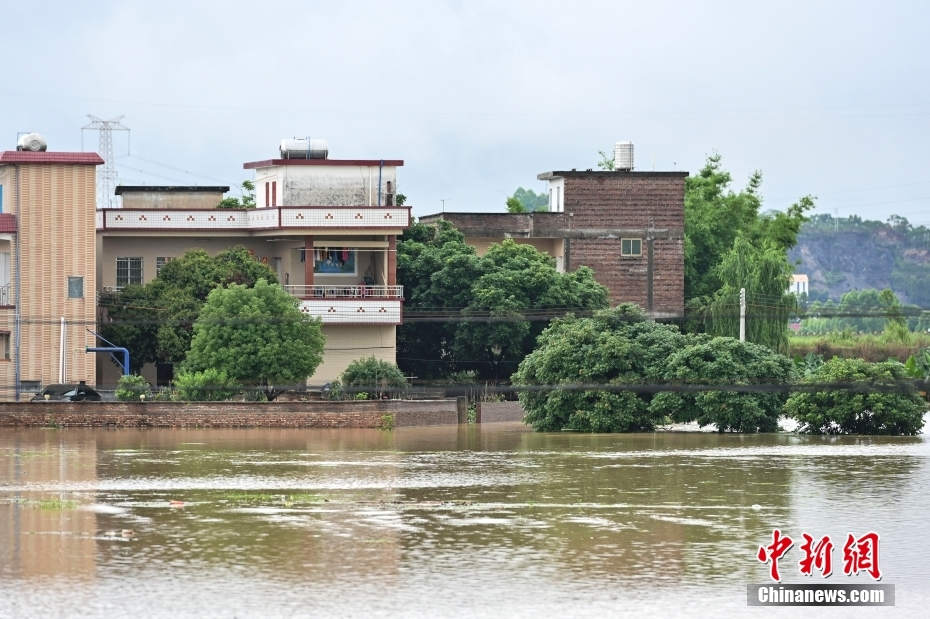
[
  {"left": 789, "top": 332, "right": 930, "bottom": 362},
  {"left": 217, "top": 492, "right": 325, "bottom": 506},
  {"left": 34, "top": 498, "right": 79, "bottom": 511}
]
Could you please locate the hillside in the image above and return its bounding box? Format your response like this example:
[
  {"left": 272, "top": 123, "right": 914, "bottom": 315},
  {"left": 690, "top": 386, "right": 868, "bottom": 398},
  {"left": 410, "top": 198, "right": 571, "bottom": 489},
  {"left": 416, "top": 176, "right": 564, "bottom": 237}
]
[{"left": 788, "top": 214, "right": 930, "bottom": 306}]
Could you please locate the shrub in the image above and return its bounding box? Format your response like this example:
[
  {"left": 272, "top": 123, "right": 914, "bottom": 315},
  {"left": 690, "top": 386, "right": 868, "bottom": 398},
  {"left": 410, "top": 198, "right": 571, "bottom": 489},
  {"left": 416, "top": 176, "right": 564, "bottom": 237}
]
[
  {"left": 115, "top": 374, "right": 151, "bottom": 402},
  {"left": 340, "top": 357, "right": 407, "bottom": 399},
  {"left": 784, "top": 358, "right": 927, "bottom": 435},
  {"left": 648, "top": 337, "right": 794, "bottom": 432},
  {"left": 174, "top": 369, "right": 240, "bottom": 401}
]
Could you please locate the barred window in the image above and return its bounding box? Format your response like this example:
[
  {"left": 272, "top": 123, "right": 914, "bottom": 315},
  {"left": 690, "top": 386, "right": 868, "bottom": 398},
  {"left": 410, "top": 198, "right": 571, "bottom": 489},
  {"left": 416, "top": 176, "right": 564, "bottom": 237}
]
[
  {"left": 156, "top": 256, "right": 174, "bottom": 276},
  {"left": 116, "top": 257, "right": 143, "bottom": 288}
]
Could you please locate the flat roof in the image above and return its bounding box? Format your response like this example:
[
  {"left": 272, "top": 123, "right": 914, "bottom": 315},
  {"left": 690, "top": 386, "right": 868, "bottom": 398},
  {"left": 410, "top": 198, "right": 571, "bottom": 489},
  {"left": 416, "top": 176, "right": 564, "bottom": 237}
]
[
  {"left": 116, "top": 185, "right": 230, "bottom": 194},
  {"left": 0, "top": 151, "right": 104, "bottom": 165},
  {"left": 538, "top": 170, "right": 688, "bottom": 180},
  {"left": 243, "top": 158, "right": 404, "bottom": 169}
]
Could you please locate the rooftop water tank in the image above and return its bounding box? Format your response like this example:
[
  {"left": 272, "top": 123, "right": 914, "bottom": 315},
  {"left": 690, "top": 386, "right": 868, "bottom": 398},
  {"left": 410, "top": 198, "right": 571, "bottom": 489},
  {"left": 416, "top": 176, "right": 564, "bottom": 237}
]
[
  {"left": 279, "top": 137, "right": 328, "bottom": 159},
  {"left": 613, "top": 141, "right": 633, "bottom": 171},
  {"left": 17, "top": 132, "right": 47, "bottom": 152}
]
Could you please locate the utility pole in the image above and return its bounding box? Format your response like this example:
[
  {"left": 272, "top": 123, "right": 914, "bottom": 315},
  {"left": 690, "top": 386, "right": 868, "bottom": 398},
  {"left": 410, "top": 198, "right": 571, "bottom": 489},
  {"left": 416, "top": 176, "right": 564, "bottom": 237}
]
[
  {"left": 739, "top": 288, "right": 746, "bottom": 342},
  {"left": 82, "top": 115, "right": 130, "bottom": 208}
]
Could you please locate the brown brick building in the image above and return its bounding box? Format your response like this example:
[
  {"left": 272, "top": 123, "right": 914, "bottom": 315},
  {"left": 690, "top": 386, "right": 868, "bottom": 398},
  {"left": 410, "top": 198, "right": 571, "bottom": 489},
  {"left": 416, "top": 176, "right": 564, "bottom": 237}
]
[{"left": 421, "top": 168, "right": 687, "bottom": 319}]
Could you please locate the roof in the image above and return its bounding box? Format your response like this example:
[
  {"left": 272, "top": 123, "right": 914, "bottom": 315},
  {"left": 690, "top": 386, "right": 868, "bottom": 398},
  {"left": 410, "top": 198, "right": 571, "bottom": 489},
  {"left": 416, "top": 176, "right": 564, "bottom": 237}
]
[
  {"left": 243, "top": 158, "right": 404, "bottom": 170},
  {"left": 538, "top": 170, "right": 688, "bottom": 180},
  {"left": 0, "top": 151, "right": 104, "bottom": 165},
  {"left": 116, "top": 185, "right": 230, "bottom": 194},
  {"left": 791, "top": 274, "right": 809, "bottom": 282}
]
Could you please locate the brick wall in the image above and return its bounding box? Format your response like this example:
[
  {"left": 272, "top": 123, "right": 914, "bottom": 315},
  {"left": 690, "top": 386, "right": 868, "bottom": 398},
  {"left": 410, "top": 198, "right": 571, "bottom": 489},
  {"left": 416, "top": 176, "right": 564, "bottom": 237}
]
[
  {"left": 478, "top": 401, "right": 526, "bottom": 423},
  {"left": 563, "top": 173, "right": 685, "bottom": 316},
  {"left": 0, "top": 399, "right": 458, "bottom": 428}
]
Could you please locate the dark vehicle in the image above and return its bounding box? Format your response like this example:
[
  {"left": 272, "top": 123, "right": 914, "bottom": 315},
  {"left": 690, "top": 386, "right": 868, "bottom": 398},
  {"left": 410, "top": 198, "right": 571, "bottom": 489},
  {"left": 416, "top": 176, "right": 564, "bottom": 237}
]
[{"left": 32, "top": 384, "right": 102, "bottom": 402}]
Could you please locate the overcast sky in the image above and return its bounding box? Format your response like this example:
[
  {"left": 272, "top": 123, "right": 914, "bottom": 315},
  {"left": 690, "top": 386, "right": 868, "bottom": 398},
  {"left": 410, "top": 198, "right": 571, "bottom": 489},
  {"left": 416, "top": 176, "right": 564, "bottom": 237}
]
[{"left": 2, "top": 1, "right": 928, "bottom": 224}]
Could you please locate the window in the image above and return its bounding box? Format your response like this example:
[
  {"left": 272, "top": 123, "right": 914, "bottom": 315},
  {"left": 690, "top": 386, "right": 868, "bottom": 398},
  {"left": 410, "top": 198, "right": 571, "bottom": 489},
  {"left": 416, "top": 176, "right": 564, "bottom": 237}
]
[
  {"left": 0, "top": 332, "right": 9, "bottom": 360},
  {"left": 21, "top": 380, "right": 40, "bottom": 393},
  {"left": 272, "top": 181, "right": 277, "bottom": 206},
  {"left": 156, "top": 256, "right": 174, "bottom": 276},
  {"left": 68, "top": 276, "right": 84, "bottom": 298},
  {"left": 265, "top": 182, "right": 270, "bottom": 207},
  {"left": 621, "top": 238, "right": 642, "bottom": 257},
  {"left": 116, "top": 257, "right": 143, "bottom": 288},
  {"left": 0, "top": 184, "right": 3, "bottom": 213}
]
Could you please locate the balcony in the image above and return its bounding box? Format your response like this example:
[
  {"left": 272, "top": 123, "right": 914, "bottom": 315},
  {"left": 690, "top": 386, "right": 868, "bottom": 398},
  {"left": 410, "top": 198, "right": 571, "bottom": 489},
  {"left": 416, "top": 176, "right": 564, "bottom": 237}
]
[
  {"left": 97, "top": 206, "right": 411, "bottom": 233},
  {"left": 283, "top": 284, "right": 403, "bottom": 300},
  {"left": 0, "top": 284, "right": 10, "bottom": 307}
]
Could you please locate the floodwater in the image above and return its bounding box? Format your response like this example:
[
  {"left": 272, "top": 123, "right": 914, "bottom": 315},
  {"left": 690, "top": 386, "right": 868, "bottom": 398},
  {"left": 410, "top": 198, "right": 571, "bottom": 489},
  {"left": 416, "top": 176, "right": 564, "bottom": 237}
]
[{"left": 1, "top": 422, "right": 929, "bottom": 618}]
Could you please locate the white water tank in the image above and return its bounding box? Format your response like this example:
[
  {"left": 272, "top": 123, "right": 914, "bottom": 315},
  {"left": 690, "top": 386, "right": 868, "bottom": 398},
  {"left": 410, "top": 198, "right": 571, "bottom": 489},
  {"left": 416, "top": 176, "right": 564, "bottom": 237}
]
[
  {"left": 279, "top": 137, "right": 328, "bottom": 159},
  {"left": 17, "top": 132, "right": 47, "bottom": 152},
  {"left": 614, "top": 141, "right": 633, "bottom": 171}
]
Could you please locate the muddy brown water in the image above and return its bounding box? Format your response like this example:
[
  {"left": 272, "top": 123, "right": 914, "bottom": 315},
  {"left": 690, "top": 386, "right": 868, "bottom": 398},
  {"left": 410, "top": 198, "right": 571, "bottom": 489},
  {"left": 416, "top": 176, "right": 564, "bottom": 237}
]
[{"left": 1, "top": 422, "right": 928, "bottom": 617}]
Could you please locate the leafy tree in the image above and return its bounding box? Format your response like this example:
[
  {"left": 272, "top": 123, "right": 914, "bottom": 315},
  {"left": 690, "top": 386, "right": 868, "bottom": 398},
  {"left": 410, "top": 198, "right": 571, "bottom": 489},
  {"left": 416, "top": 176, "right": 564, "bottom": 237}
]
[
  {"left": 649, "top": 337, "right": 794, "bottom": 432},
  {"left": 596, "top": 150, "right": 615, "bottom": 170},
  {"left": 100, "top": 246, "right": 278, "bottom": 371},
  {"left": 183, "top": 279, "right": 324, "bottom": 401},
  {"left": 513, "top": 305, "right": 696, "bottom": 432},
  {"left": 174, "top": 368, "right": 240, "bottom": 401},
  {"left": 785, "top": 358, "right": 926, "bottom": 435},
  {"left": 510, "top": 187, "right": 548, "bottom": 212},
  {"left": 340, "top": 357, "right": 407, "bottom": 399},
  {"left": 705, "top": 236, "right": 797, "bottom": 354},
  {"left": 684, "top": 154, "right": 813, "bottom": 300},
  {"left": 218, "top": 180, "right": 256, "bottom": 208},
  {"left": 115, "top": 374, "right": 151, "bottom": 401},
  {"left": 506, "top": 196, "right": 527, "bottom": 213},
  {"left": 398, "top": 222, "right": 608, "bottom": 380}
]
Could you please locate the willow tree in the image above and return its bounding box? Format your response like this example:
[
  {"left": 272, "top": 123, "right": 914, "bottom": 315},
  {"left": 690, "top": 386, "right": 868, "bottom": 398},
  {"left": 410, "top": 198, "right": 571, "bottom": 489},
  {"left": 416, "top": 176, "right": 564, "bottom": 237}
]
[{"left": 707, "top": 236, "right": 796, "bottom": 354}]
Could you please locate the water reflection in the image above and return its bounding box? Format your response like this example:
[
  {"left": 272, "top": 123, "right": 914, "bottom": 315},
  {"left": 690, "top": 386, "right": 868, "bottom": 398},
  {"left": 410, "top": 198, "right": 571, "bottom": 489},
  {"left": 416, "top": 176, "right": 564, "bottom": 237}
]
[{"left": 1, "top": 425, "right": 928, "bottom": 617}]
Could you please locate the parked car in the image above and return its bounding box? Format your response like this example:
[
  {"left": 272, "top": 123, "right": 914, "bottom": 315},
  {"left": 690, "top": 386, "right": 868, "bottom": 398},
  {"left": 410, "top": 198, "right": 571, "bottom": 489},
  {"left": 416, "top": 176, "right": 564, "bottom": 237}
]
[{"left": 32, "top": 384, "right": 102, "bottom": 402}]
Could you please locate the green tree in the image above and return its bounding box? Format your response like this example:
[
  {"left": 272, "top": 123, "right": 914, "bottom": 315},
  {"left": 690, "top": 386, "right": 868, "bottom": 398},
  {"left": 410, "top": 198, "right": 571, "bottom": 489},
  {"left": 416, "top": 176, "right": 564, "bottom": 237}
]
[
  {"left": 649, "top": 337, "right": 794, "bottom": 432},
  {"left": 684, "top": 154, "right": 813, "bottom": 300},
  {"left": 115, "top": 374, "right": 151, "bottom": 401},
  {"left": 340, "top": 357, "right": 407, "bottom": 399},
  {"left": 506, "top": 196, "right": 527, "bottom": 213},
  {"left": 512, "top": 305, "right": 695, "bottom": 432},
  {"left": 510, "top": 187, "right": 548, "bottom": 212},
  {"left": 183, "top": 279, "right": 324, "bottom": 400},
  {"left": 705, "top": 236, "right": 797, "bottom": 354},
  {"left": 218, "top": 180, "right": 256, "bottom": 208},
  {"left": 100, "top": 246, "right": 278, "bottom": 371},
  {"left": 785, "top": 358, "right": 926, "bottom": 435},
  {"left": 596, "top": 150, "right": 615, "bottom": 170},
  {"left": 397, "top": 222, "right": 608, "bottom": 380}
]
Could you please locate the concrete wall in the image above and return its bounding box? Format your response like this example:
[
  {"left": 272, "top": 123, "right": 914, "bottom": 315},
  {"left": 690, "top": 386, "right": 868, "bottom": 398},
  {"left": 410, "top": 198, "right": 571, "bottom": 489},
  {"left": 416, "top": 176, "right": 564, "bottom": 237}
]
[
  {"left": 255, "top": 165, "right": 399, "bottom": 207},
  {"left": 478, "top": 401, "right": 526, "bottom": 423},
  {"left": 120, "top": 190, "right": 226, "bottom": 210},
  {"left": 0, "top": 398, "right": 457, "bottom": 428}
]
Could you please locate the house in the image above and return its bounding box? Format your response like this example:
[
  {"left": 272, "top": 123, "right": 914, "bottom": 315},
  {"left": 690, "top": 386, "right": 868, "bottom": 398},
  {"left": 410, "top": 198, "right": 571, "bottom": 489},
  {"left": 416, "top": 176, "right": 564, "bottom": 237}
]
[
  {"left": 0, "top": 144, "right": 103, "bottom": 400},
  {"left": 420, "top": 142, "right": 686, "bottom": 318},
  {"left": 788, "top": 273, "right": 809, "bottom": 296},
  {"left": 0, "top": 134, "right": 409, "bottom": 399}
]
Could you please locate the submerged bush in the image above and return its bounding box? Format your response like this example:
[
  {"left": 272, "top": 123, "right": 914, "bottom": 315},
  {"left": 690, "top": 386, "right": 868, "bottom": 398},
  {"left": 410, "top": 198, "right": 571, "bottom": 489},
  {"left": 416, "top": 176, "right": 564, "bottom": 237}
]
[
  {"left": 784, "top": 358, "right": 926, "bottom": 435},
  {"left": 513, "top": 305, "right": 701, "bottom": 432},
  {"left": 174, "top": 368, "right": 240, "bottom": 401},
  {"left": 649, "top": 337, "right": 794, "bottom": 432},
  {"left": 115, "top": 374, "right": 151, "bottom": 402}
]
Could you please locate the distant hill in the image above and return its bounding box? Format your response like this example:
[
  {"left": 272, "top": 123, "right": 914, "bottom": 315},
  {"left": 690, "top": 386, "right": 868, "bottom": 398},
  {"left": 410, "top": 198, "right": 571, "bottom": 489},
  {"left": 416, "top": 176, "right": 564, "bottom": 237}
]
[{"left": 788, "top": 214, "right": 930, "bottom": 306}]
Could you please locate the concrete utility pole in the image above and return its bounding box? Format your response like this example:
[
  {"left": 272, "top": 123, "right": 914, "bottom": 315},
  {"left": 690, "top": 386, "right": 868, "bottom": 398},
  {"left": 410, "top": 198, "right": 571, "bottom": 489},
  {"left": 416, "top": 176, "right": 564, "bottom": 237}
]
[
  {"left": 739, "top": 288, "right": 746, "bottom": 342},
  {"left": 82, "top": 115, "right": 130, "bottom": 208}
]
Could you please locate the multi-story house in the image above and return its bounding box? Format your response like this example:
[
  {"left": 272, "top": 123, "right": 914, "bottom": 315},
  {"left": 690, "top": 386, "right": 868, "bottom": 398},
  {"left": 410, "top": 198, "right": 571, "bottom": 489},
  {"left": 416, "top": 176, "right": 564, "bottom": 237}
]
[
  {"left": 96, "top": 139, "right": 408, "bottom": 387},
  {"left": 421, "top": 142, "right": 686, "bottom": 318},
  {"left": 0, "top": 135, "right": 409, "bottom": 399}
]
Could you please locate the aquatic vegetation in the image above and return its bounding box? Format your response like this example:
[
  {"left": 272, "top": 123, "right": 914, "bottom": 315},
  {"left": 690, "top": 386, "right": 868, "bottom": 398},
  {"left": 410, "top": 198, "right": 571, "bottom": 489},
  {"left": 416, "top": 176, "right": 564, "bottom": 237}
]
[
  {"left": 217, "top": 492, "right": 324, "bottom": 507},
  {"left": 34, "top": 498, "right": 79, "bottom": 511}
]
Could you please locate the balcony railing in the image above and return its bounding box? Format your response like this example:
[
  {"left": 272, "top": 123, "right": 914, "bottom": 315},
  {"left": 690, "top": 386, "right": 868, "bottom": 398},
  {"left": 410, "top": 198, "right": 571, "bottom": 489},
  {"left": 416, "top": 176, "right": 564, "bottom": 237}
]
[
  {"left": 0, "top": 284, "right": 10, "bottom": 306},
  {"left": 284, "top": 284, "right": 403, "bottom": 299}
]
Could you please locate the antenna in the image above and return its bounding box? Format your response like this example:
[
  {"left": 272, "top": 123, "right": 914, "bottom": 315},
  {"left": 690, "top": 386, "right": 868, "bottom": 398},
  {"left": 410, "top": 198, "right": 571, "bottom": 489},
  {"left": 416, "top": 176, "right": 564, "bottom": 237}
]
[{"left": 82, "top": 115, "right": 130, "bottom": 208}]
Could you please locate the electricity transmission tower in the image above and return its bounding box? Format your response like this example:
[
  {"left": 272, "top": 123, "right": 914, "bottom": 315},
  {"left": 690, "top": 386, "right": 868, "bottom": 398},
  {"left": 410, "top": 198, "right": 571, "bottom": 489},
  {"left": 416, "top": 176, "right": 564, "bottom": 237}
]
[{"left": 82, "top": 115, "right": 130, "bottom": 208}]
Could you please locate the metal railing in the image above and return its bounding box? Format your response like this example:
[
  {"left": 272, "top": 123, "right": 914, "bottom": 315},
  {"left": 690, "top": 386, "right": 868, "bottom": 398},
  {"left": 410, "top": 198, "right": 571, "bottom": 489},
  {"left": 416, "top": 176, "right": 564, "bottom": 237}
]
[
  {"left": 284, "top": 284, "right": 403, "bottom": 299},
  {"left": 0, "top": 284, "right": 10, "bottom": 306}
]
